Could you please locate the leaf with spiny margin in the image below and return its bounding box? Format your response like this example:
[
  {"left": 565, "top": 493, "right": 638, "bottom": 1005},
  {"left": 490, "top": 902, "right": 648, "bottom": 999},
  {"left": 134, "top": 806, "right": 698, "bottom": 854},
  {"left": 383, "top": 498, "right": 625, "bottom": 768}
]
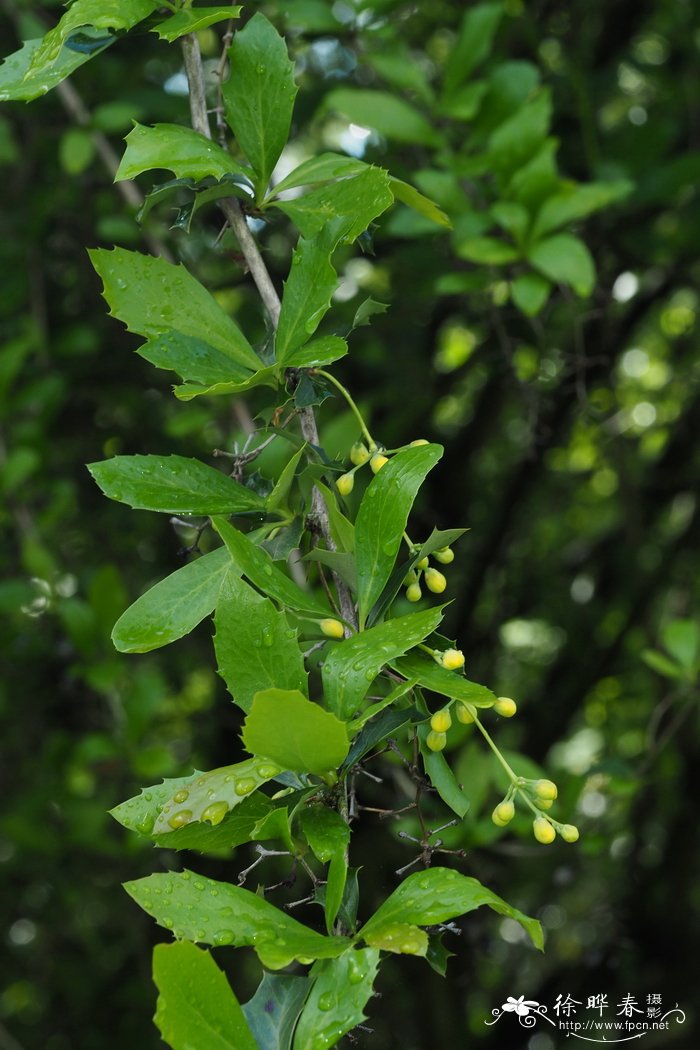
[
  {"left": 116, "top": 123, "right": 252, "bottom": 183},
  {"left": 153, "top": 757, "right": 284, "bottom": 835},
  {"left": 214, "top": 573, "right": 308, "bottom": 713},
  {"left": 298, "top": 805, "right": 350, "bottom": 932},
  {"left": 88, "top": 455, "right": 266, "bottom": 515},
  {"left": 391, "top": 651, "right": 496, "bottom": 708},
  {"left": 343, "top": 701, "right": 420, "bottom": 770},
  {"left": 112, "top": 546, "right": 233, "bottom": 653},
  {"left": 282, "top": 335, "right": 348, "bottom": 370},
  {"left": 124, "top": 870, "right": 352, "bottom": 968},
  {"left": 212, "top": 518, "right": 329, "bottom": 617},
  {"left": 110, "top": 772, "right": 203, "bottom": 836},
  {"left": 138, "top": 331, "right": 254, "bottom": 386},
  {"left": 154, "top": 941, "right": 258, "bottom": 1050},
  {"left": 27, "top": 0, "right": 157, "bottom": 77},
  {"left": 368, "top": 525, "right": 467, "bottom": 626},
  {"left": 389, "top": 178, "right": 451, "bottom": 228},
  {"left": 151, "top": 6, "right": 242, "bottom": 42},
  {"left": 252, "top": 806, "right": 295, "bottom": 853},
  {"left": 89, "top": 247, "right": 261, "bottom": 371},
  {"left": 0, "top": 34, "right": 114, "bottom": 103},
  {"left": 292, "top": 949, "right": 380, "bottom": 1050},
  {"left": 223, "top": 13, "right": 297, "bottom": 197},
  {"left": 362, "top": 869, "right": 543, "bottom": 952},
  {"left": 174, "top": 366, "right": 277, "bottom": 401},
  {"left": 418, "top": 724, "right": 470, "bottom": 819},
  {"left": 362, "top": 923, "right": 428, "bottom": 957},
  {"left": 243, "top": 973, "right": 310, "bottom": 1050},
  {"left": 354, "top": 444, "right": 443, "bottom": 627},
  {"left": 269, "top": 153, "right": 368, "bottom": 198},
  {"left": 272, "top": 168, "right": 393, "bottom": 239},
  {"left": 275, "top": 232, "right": 337, "bottom": 362},
  {"left": 243, "top": 689, "right": 349, "bottom": 775},
  {"left": 322, "top": 607, "right": 445, "bottom": 720}
]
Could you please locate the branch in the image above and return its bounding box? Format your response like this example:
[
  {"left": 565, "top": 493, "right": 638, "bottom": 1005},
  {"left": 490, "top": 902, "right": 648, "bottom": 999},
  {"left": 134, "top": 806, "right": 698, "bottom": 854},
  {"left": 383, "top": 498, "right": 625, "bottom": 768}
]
[{"left": 180, "top": 32, "right": 357, "bottom": 629}]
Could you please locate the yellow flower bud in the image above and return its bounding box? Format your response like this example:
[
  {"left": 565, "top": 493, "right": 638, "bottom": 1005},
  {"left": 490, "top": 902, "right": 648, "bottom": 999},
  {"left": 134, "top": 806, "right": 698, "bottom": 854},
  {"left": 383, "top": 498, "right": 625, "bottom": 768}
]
[
  {"left": 494, "top": 696, "right": 517, "bottom": 718},
  {"left": 406, "top": 582, "right": 422, "bottom": 602},
  {"left": 492, "top": 800, "right": 515, "bottom": 826},
  {"left": 319, "top": 618, "right": 344, "bottom": 639},
  {"left": 336, "top": 472, "right": 355, "bottom": 496},
  {"left": 403, "top": 569, "right": 418, "bottom": 586},
  {"left": 559, "top": 824, "right": 580, "bottom": 843},
  {"left": 433, "top": 546, "right": 455, "bottom": 564},
  {"left": 424, "top": 567, "right": 447, "bottom": 593},
  {"left": 455, "top": 702, "right": 475, "bottom": 724},
  {"left": 533, "top": 779, "right": 558, "bottom": 801},
  {"left": 350, "top": 441, "right": 370, "bottom": 466},
  {"left": 426, "top": 730, "right": 447, "bottom": 752},
  {"left": 440, "top": 648, "right": 465, "bottom": 670},
  {"left": 534, "top": 798, "right": 554, "bottom": 811},
  {"left": 430, "top": 709, "right": 452, "bottom": 733},
  {"left": 370, "top": 453, "right": 389, "bottom": 473},
  {"left": 410, "top": 439, "right": 429, "bottom": 447},
  {"left": 415, "top": 556, "right": 429, "bottom": 570},
  {"left": 533, "top": 817, "right": 556, "bottom": 844}
]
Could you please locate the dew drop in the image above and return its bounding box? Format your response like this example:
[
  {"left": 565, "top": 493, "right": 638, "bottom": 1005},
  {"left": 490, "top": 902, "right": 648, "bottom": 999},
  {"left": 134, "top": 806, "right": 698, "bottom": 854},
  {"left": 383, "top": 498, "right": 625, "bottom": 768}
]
[
  {"left": 201, "top": 801, "right": 228, "bottom": 826},
  {"left": 214, "top": 929, "right": 234, "bottom": 945},
  {"left": 162, "top": 917, "right": 174, "bottom": 929},
  {"left": 318, "top": 992, "right": 335, "bottom": 1012},
  {"left": 196, "top": 929, "right": 207, "bottom": 940},
  {"left": 181, "top": 871, "right": 191, "bottom": 881},
  {"left": 256, "top": 763, "right": 281, "bottom": 779},
  {"left": 168, "top": 809, "right": 193, "bottom": 829},
  {"left": 234, "top": 777, "right": 256, "bottom": 796},
  {"left": 194, "top": 881, "right": 205, "bottom": 891},
  {"left": 173, "top": 789, "right": 189, "bottom": 804}
]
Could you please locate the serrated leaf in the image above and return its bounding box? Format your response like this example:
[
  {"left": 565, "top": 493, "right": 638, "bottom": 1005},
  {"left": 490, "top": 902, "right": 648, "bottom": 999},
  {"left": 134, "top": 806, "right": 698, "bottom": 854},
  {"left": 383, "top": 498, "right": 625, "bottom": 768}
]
[
  {"left": 275, "top": 232, "right": 337, "bottom": 362},
  {"left": 270, "top": 153, "right": 368, "bottom": 197},
  {"left": 89, "top": 247, "right": 261, "bottom": 371},
  {"left": 272, "top": 168, "right": 394, "bottom": 239},
  {"left": 154, "top": 795, "right": 273, "bottom": 853},
  {"left": 137, "top": 330, "right": 254, "bottom": 386},
  {"left": 243, "top": 973, "right": 310, "bottom": 1050},
  {"left": 116, "top": 123, "right": 251, "bottom": 183},
  {"left": 323, "top": 88, "right": 440, "bottom": 146},
  {"left": 443, "top": 2, "right": 503, "bottom": 95},
  {"left": 27, "top": 0, "right": 157, "bottom": 77},
  {"left": 389, "top": 178, "right": 451, "bottom": 228},
  {"left": 322, "top": 607, "right": 444, "bottom": 720},
  {"left": 124, "top": 870, "right": 351, "bottom": 968},
  {"left": 527, "top": 233, "right": 595, "bottom": 296},
  {"left": 151, "top": 6, "right": 242, "bottom": 42},
  {"left": 511, "top": 272, "right": 551, "bottom": 316},
  {"left": 213, "top": 518, "right": 329, "bottom": 617},
  {"left": 425, "top": 934, "right": 455, "bottom": 976},
  {"left": 174, "top": 366, "right": 277, "bottom": 401},
  {"left": 351, "top": 298, "right": 389, "bottom": 330},
  {"left": 223, "top": 13, "right": 297, "bottom": 196},
  {"left": 252, "top": 805, "right": 295, "bottom": 853},
  {"left": 298, "top": 806, "right": 349, "bottom": 931},
  {"left": 355, "top": 444, "right": 443, "bottom": 626},
  {"left": 153, "top": 942, "right": 258, "bottom": 1050},
  {"left": 361, "top": 867, "right": 543, "bottom": 951},
  {"left": 418, "top": 725, "right": 470, "bottom": 818},
  {"left": 214, "top": 573, "right": 307, "bottom": 712},
  {"left": 153, "top": 758, "right": 283, "bottom": 835},
  {"left": 363, "top": 922, "right": 428, "bottom": 956},
  {"left": 282, "top": 335, "right": 348, "bottom": 370},
  {"left": 0, "top": 34, "right": 114, "bottom": 103},
  {"left": 88, "top": 455, "right": 266, "bottom": 515},
  {"left": 110, "top": 773, "right": 205, "bottom": 836},
  {"left": 292, "top": 949, "right": 380, "bottom": 1050},
  {"left": 242, "top": 689, "right": 349, "bottom": 774},
  {"left": 531, "top": 179, "right": 633, "bottom": 240},
  {"left": 112, "top": 545, "right": 232, "bottom": 653},
  {"left": 343, "top": 699, "right": 420, "bottom": 769},
  {"left": 391, "top": 651, "right": 496, "bottom": 707}
]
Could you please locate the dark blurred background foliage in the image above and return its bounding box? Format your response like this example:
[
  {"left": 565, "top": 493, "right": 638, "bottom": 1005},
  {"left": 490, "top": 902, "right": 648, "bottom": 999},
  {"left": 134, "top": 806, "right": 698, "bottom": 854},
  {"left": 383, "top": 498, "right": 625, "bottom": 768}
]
[{"left": 1, "top": 0, "right": 699, "bottom": 1048}]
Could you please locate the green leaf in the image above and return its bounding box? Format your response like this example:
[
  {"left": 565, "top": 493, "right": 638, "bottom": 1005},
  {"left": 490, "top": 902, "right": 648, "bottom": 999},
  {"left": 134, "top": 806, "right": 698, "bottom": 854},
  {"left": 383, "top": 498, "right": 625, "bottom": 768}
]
[
  {"left": 490, "top": 201, "right": 530, "bottom": 242},
  {"left": 389, "top": 178, "right": 451, "bottom": 228},
  {"left": 116, "top": 123, "right": 251, "bottom": 183},
  {"left": 89, "top": 247, "right": 261, "bottom": 372},
  {"left": 418, "top": 725, "right": 470, "bottom": 818},
  {"left": 368, "top": 527, "right": 467, "bottom": 627},
  {"left": 425, "top": 934, "right": 455, "bottom": 976},
  {"left": 361, "top": 867, "right": 543, "bottom": 951},
  {"left": 112, "top": 545, "right": 232, "bottom": 653},
  {"left": 298, "top": 806, "right": 350, "bottom": 931},
  {"left": 252, "top": 805, "right": 295, "bottom": 853},
  {"left": 527, "top": 233, "right": 595, "bottom": 296},
  {"left": 242, "top": 689, "right": 349, "bottom": 774},
  {"left": 269, "top": 153, "right": 368, "bottom": 197},
  {"left": 153, "top": 796, "right": 274, "bottom": 853},
  {"left": 443, "top": 2, "right": 503, "bottom": 95},
  {"left": 223, "top": 13, "right": 297, "bottom": 195},
  {"left": 351, "top": 298, "right": 389, "bottom": 330},
  {"left": 110, "top": 773, "right": 205, "bottom": 836},
  {"left": 316, "top": 482, "right": 355, "bottom": 553},
  {"left": 488, "top": 91, "right": 552, "bottom": 176},
  {"left": 343, "top": 700, "right": 420, "bottom": 769},
  {"left": 59, "top": 128, "right": 95, "bottom": 175},
  {"left": 275, "top": 232, "right": 337, "bottom": 362},
  {"left": 268, "top": 446, "right": 306, "bottom": 511},
  {"left": 322, "top": 607, "right": 445, "bottom": 720},
  {"left": 213, "top": 518, "right": 329, "bottom": 617},
  {"left": 0, "top": 34, "right": 114, "bottom": 103},
  {"left": 323, "top": 88, "right": 440, "bottom": 146},
  {"left": 153, "top": 942, "right": 258, "bottom": 1050},
  {"left": 273, "top": 168, "right": 394, "bottom": 239},
  {"left": 152, "top": 6, "right": 242, "bottom": 42},
  {"left": 355, "top": 444, "right": 443, "bottom": 626},
  {"left": 214, "top": 573, "right": 307, "bottom": 712},
  {"left": 88, "top": 455, "right": 266, "bottom": 515},
  {"left": 282, "top": 335, "right": 348, "bottom": 370},
  {"left": 293, "top": 949, "right": 380, "bottom": 1050},
  {"left": 27, "top": 0, "right": 158, "bottom": 77},
  {"left": 641, "top": 649, "right": 683, "bottom": 680},
  {"left": 137, "top": 331, "right": 255, "bottom": 387},
  {"left": 456, "top": 236, "right": 519, "bottom": 265},
  {"left": 243, "top": 973, "right": 310, "bottom": 1050},
  {"left": 174, "top": 366, "right": 278, "bottom": 401},
  {"left": 124, "top": 870, "right": 352, "bottom": 968},
  {"left": 661, "top": 620, "right": 700, "bottom": 671},
  {"left": 511, "top": 272, "right": 551, "bottom": 317},
  {"left": 531, "top": 179, "right": 633, "bottom": 240},
  {"left": 391, "top": 651, "right": 496, "bottom": 707},
  {"left": 153, "top": 757, "right": 283, "bottom": 835},
  {"left": 363, "top": 923, "right": 428, "bottom": 956}
]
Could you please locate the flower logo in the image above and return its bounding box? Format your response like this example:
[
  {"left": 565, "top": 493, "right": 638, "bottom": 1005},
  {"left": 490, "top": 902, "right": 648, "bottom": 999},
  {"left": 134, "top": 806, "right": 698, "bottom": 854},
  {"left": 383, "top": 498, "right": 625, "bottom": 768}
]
[{"left": 502, "top": 995, "right": 540, "bottom": 1017}]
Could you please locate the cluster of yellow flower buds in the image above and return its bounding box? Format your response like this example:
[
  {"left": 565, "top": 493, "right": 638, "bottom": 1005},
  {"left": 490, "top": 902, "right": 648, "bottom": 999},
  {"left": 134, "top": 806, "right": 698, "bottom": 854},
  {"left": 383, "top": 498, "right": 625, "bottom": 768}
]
[
  {"left": 403, "top": 549, "right": 452, "bottom": 602},
  {"left": 489, "top": 776, "right": 579, "bottom": 844},
  {"left": 336, "top": 438, "right": 430, "bottom": 497}
]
